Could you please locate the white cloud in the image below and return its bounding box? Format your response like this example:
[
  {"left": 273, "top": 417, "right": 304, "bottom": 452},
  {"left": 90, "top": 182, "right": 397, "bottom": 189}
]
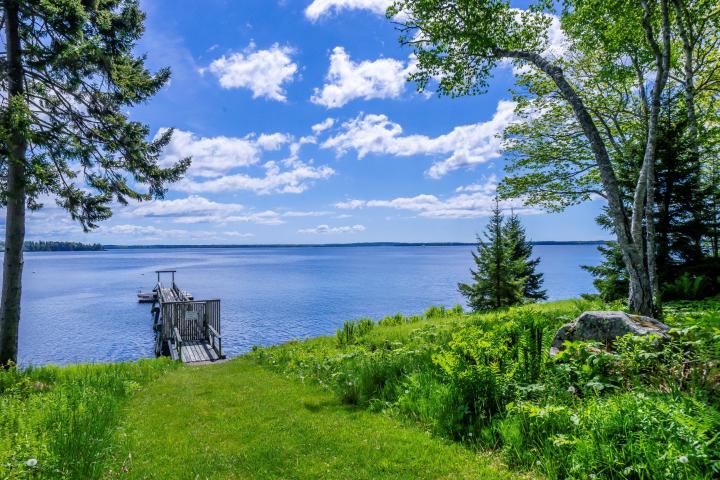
[
  {"left": 205, "top": 43, "right": 298, "bottom": 101},
  {"left": 178, "top": 160, "right": 335, "bottom": 195},
  {"left": 311, "top": 118, "right": 335, "bottom": 133},
  {"left": 282, "top": 210, "right": 334, "bottom": 217},
  {"left": 223, "top": 231, "right": 255, "bottom": 238},
  {"left": 311, "top": 47, "right": 415, "bottom": 108},
  {"left": 335, "top": 178, "right": 540, "bottom": 219},
  {"left": 158, "top": 127, "right": 335, "bottom": 195},
  {"left": 102, "top": 224, "right": 190, "bottom": 236},
  {"left": 130, "top": 196, "right": 287, "bottom": 225},
  {"left": 256, "top": 133, "right": 292, "bottom": 150},
  {"left": 455, "top": 175, "right": 498, "bottom": 193},
  {"left": 322, "top": 100, "right": 516, "bottom": 178},
  {"left": 130, "top": 196, "right": 331, "bottom": 226},
  {"left": 305, "top": 0, "right": 392, "bottom": 21},
  {"left": 298, "top": 224, "right": 366, "bottom": 234},
  {"left": 131, "top": 195, "right": 245, "bottom": 218},
  {"left": 334, "top": 199, "right": 366, "bottom": 209},
  {"left": 160, "top": 129, "right": 291, "bottom": 178}
]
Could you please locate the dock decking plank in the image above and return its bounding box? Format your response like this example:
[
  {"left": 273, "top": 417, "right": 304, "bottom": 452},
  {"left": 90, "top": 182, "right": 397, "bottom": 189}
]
[{"left": 179, "top": 340, "right": 216, "bottom": 363}]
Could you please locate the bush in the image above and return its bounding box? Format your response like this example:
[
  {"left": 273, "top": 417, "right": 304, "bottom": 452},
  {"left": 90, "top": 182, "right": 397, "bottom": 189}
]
[
  {"left": 501, "top": 392, "right": 720, "bottom": 479},
  {"left": 336, "top": 317, "right": 375, "bottom": 345},
  {"left": 663, "top": 273, "right": 712, "bottom": 300}
]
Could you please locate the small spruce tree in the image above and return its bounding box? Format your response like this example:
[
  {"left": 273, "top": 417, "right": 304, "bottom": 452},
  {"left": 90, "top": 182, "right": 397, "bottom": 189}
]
[
  {"left": 458, "top": 200, "right": 524, "bottom": 311},
  {"left": 504, "top": 212, "right": 547, "bottom": 301}
]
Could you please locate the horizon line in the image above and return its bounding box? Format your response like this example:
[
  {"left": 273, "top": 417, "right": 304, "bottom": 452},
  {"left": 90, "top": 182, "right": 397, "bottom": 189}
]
[{"left": 97, "top": 240, "right": 609, "bottom": 249}]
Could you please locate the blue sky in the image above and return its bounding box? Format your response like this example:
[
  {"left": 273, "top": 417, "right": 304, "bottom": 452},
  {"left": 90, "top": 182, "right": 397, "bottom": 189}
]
[{"left": 24, "top": 0, "right": 608, "bottom": 245}]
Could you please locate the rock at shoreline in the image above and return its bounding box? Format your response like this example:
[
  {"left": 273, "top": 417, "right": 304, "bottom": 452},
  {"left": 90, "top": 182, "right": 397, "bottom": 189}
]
[{"left": 549, "top": 311, "right": 670, "bottom": 356}]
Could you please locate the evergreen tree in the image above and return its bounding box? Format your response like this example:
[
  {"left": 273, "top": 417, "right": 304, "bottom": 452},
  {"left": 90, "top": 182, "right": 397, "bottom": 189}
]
[
  {"left": 458, "top": 201, "right": 524, "bottom": 312},
  {"left": 581, "top": 241, "right": 629, "bottom": 302},
  {"left": 504, "top": 212, "right": 547, "bottom": 301},
  {"left": 584, "top": 99, "right": 719, "bottom": 301},
  {"left": 0, "top": 0, "right": 190, "bottom": 365}
]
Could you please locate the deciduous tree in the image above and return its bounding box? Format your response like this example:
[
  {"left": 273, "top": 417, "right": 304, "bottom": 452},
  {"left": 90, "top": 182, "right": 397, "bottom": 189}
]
[{"left": 390, "top": 0, "right": 672, "bottom": 315}]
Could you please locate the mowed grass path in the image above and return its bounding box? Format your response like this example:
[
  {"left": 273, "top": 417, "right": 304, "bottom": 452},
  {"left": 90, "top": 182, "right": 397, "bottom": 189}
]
[{"left": 109, "top": 358, "right": 518, "bottom": 479}]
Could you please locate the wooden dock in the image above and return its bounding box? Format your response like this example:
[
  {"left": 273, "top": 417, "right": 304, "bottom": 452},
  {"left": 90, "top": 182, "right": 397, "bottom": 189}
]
[{"left": 150, "top": 270, "right": 223, "bottom": 364}]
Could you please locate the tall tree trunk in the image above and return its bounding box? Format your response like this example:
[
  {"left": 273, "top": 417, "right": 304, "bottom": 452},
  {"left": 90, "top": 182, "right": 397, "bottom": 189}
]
[
  {"left": 639, "top": 0, "right": 671, "bottom": 313},
  {"left": 0, "top": 0, "right": 28, "bottom": 367},
  {"left": 493, "top": 47, "right": 655, "bottom": 315}
]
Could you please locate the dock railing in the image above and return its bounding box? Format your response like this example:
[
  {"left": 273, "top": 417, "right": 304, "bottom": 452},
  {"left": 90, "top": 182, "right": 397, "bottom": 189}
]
[{"left": 160, "top": 299, "right": 221, "bottom": 356}]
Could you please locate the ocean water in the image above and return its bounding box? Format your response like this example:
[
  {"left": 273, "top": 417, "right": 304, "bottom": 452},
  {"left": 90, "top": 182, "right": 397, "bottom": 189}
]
[{"left": 13, "top": 244, "right": 602, "bottom": 365}]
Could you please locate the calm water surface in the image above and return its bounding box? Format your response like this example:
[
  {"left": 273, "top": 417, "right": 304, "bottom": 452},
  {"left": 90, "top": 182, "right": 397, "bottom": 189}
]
[{"left": 13, "top": 245, "right": 602, "bottom": 365}]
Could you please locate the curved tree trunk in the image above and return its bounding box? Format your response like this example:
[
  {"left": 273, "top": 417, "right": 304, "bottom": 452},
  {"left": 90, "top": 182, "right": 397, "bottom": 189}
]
[
  {"left": 493, "top": 47, "right": 655, "bottom": 315},
  {"left": 0, "top": 0, "right": 28, "bottom": 367}
]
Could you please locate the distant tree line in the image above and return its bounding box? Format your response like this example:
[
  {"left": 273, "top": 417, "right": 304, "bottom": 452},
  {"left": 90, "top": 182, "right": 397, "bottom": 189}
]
[{"left": 0, "top": 241, "right": 104, "bottom": 252}]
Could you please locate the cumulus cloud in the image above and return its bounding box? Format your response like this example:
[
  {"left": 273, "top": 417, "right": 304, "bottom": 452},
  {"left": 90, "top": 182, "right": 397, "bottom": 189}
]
[
  {"left": 455, "top": 175, "right": 499, "bottom": 193},
  {"left": 298, "top": 224, "right": 366, "bottom": 234},
  {"left": 158, "top": 128, "right": 335, "bottom": 195},
  {"left": 159, "top": 128, "right": 292, "bottom": 178},
  {"left": 311, "top": 47, "right": 415, "bottom": 108},
  {"left": 102, "top": 224, "right": 190, "bottom": 236},
  {"left": 223, "top": 231, "right": 255, "bottom": 238},
  {"left": 322, "top": 100, "right": 516, "bottom": 178},
  {"left": 97, "top": 224, "right": 256, "bottom": 242},
  {"left": 205, "top": 42, "right": 297, "bottom": 101},
  {"left": 130, "top": 196, "right": 333, "bottom": 226},
  {"left": 132, "top": 195, "right": 245, "bottom": 218},
  {"left": 305, "top": 0, "right": 392, "bottom": 21},
  {"left": 334, "top": 178, "right": 540, "bottom": 219},
  {"left": 178, "top": 160, "right": 335, "bottom": 195},
  {"left": 311, "top": 118, "right": 335, "bottom": 133}
]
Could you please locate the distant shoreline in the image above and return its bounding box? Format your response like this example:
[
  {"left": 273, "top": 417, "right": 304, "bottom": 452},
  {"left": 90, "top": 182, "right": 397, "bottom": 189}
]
[{"left": 100, "top": 241, "right": 607, "bottom": 249}]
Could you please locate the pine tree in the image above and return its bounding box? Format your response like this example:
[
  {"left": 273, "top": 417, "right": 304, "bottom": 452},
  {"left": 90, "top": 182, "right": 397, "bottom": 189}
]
[
  {"left": 504, "top": 212, "right": 547, "bottom": 301},
  {"left": 0, "top": 0, "right": 190, "bottom": 365},
  {"left": 458, "top": 201, "right": 524, "bottom": 311}
]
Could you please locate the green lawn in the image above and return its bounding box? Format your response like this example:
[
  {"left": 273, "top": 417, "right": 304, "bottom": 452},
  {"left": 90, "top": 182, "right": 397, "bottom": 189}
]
[{"left": 108, "top": 358, "right": 518, "bottom": 479}]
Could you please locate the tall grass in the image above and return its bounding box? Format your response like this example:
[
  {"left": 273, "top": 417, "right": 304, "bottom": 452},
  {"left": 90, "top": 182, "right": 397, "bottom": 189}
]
[
  {"left": 252, "top": 298, "right": 720, "bottom": 479},
  {"left": 0, "top": 359, "right": 177, "bottom": 479}
]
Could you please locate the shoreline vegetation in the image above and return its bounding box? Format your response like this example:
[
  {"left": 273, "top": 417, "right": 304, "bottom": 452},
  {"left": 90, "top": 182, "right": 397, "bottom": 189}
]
[
  {"left": 0, "top": 241, "right": 105, "bottom": 252},
  {"left": 1, "top": 298, "right": 717, "bottom": 479}
]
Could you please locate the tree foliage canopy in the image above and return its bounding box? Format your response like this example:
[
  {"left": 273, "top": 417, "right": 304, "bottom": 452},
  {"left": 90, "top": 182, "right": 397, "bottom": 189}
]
[{"left": 0, "top": 0, "right": 190, "bottom": 229}]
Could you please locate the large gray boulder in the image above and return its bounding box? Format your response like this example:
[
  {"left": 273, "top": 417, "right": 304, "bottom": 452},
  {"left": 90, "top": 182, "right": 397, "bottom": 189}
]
[{"left": 550, "top": 311, "right": 670, "bottom": 356}]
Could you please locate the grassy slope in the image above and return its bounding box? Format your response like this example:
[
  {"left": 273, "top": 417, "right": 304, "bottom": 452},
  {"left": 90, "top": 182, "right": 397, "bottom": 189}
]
[{"left": 109, "top": 358, "right": 518, "bottom": 480}]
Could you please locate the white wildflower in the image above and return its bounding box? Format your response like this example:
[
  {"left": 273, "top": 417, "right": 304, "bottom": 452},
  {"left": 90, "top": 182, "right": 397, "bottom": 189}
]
[
  {"left": 567, "top": 385, "right": 577, "bottom": 394},
  {"left": 25, "top": 459, "right": 37, "bottom": 467},
  {"left": 678, "top": 455, "right": 689, "bottom": 464}
]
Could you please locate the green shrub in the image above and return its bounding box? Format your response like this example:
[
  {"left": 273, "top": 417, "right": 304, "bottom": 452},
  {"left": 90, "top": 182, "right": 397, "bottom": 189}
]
[
  {"left": 663, "top": 273, "right": 712, "bottom": 300},
  {"left": 336, "top": 317, "right": 375, "bottom": 345},
  {"left": 501, "top": 391, "right": 720, "bottom": 479},
  {"left": 424, "top": 305, "right": 447, "bottom": 319},
  {"left": 379, "top": 313, "right": 405, "bottom": 327}
]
